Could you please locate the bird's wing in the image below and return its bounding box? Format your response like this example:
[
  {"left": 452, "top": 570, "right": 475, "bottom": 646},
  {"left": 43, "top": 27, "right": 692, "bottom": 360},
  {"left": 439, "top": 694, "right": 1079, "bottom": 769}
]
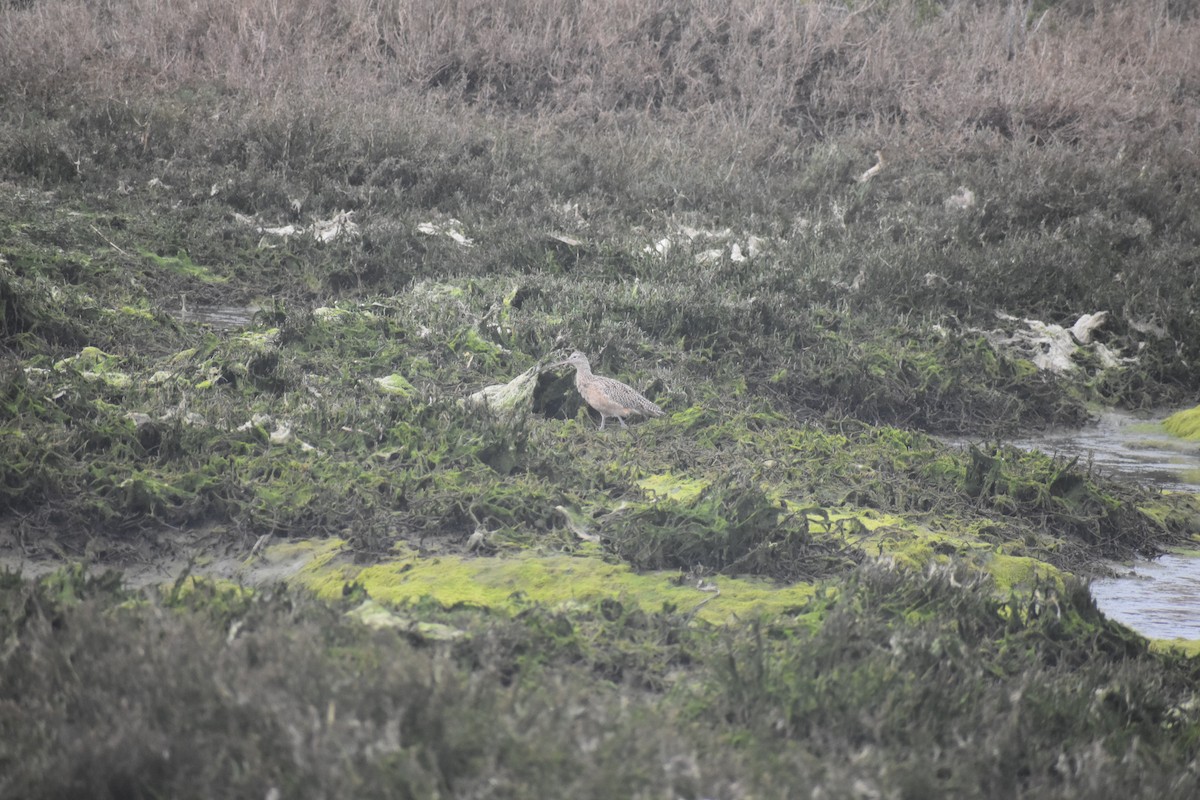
[{"left": 595, "top": 375, "right": 663, "bottom": 416}]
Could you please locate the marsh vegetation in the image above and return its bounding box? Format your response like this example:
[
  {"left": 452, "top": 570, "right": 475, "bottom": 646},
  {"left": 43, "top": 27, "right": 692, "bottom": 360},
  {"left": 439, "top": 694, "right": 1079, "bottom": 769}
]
[{"left": 2, "top": 0, "right": 1200, "bottom": 796}]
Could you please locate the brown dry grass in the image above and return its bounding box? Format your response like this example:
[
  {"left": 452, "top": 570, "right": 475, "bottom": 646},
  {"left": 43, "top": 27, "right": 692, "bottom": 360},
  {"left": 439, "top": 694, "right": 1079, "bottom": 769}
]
[{"left": 3, "top": 0, "right": 1196, "bottom": 162}]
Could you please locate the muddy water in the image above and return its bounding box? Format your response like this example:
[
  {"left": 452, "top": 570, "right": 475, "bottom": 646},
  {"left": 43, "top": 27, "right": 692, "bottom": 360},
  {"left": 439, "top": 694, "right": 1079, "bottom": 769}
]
[{"left": 1011, "top": 410, "right": 1200, "bottom": 641}]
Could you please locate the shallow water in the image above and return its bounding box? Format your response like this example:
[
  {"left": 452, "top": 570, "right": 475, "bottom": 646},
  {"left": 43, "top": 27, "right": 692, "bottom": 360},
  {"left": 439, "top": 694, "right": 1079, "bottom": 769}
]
[
  {"left": 170, "top": 304, "right": 259, "bottom": 330},
  {"left": 1011, "top": 410, "right": 1200, "bottom": 641},
  {"left": 1090, "top": 555, "right": 1200, "bottom": 641},
  {"left": 1009, "top": 410, "right": 1200, "bottom": 493}
]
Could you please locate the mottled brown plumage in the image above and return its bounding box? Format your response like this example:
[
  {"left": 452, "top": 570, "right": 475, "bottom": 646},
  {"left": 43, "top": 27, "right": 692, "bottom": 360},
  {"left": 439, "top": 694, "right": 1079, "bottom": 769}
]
[{"left": 549, "top": 351, "right": 665, "bottom": 429}]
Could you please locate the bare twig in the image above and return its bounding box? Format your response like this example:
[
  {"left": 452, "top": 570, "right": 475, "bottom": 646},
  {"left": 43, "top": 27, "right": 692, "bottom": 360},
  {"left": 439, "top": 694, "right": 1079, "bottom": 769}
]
[{"left": 89, "top": 224, "right": 134, "bottom": 260}]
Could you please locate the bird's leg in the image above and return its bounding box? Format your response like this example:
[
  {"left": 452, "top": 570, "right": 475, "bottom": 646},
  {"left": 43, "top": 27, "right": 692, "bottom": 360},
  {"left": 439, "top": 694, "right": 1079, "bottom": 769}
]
[
  {"left": 617, "top": 416, "right": 628, "bottom": 429},
  {"left": 598, "top": 415, "right": 606, "bottom": 430}
]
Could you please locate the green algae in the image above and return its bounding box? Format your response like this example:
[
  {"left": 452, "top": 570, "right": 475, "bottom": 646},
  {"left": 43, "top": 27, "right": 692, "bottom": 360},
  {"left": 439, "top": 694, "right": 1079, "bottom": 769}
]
[
  {"left": 852, "top": 519, "right": 999, "bottom": 576},
  {"left": 53, "top": 345, "right": 118, "bottom": 372},
  {"left": 117, "top": 471, "right": 188, "bottom": 515},
  {"left": 233, "top": 328, "right": 280, "bottom": 353},
  {"left": 637, "top": 472, "right": 710, "bottom": 503},
  {"left": 668, "top": 405, "right": 711, "bottom": 430},
  {"left": 450, "top": 327, "right": 503, "bottom": 365},
  {"left": 375, "top": 373, "right": 417, "bottom": 397},
  {"left": 806, "top": 506, "right": 900, "bottom": 535},
  {"left": 160, "top": 575, "right": 255, "bottom": 624},
  {"left": 139, "top": 247, "right": 228, "bottom": 284},
  {"left": 291, "top": 543, "right": 817, "bottom": 625},
  {"left": 51, "top": 346, "right": 132, "bottom": 387},
  {"left": 837, "top": 509, "right": 1070, "bottom": 594},
  {"left": 1138, "top": 493, "right": 1200, "bottom": 538},
  {"left": 1148, "top": 638, "right": 1200, "bottom": 658},
  {"left": 987, "top": 552, "right": 1065, "bottom": 593},
  {"left": 411, "top": 281, "right": 467, "bottom": 301},
  {"left": 312, "top": 306, "right": 353, "bottom": 323},
  {"left": 1163, "top": 406, "right": 1200, "bottom": 441},
  {"left": 118, "top": 304, "right": 156, "bottom": 321},
  {"left": 603, "top": 476, "right": 863, "bottom": 580},
  {"left": 260, "top": 491, "right": 1076, "bottom": 630},
  {"left": 346, "top": 599, "right": 469, "bottom": 640},
  {"left": 36, "top": 563, "right": 127, "bottom": 606}
]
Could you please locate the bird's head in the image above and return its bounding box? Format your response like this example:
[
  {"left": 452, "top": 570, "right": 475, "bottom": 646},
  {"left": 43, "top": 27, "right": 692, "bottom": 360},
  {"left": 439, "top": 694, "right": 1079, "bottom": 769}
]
[{"left": 548, "top": 351, "right": 589, "bottom": 370}]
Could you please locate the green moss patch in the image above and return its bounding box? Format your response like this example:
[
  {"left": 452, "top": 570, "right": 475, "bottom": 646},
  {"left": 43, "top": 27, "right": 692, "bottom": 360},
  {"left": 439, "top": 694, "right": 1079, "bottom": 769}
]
[
  {"left": 374, "top": 373, "right": 417, "bottom": 397},
  {"left": 636, "top": 472, "right": 710, "bottom": 503},
  {"left": 138, "top": 248, "right": 228, "bottom": 284},
  {"left": 1164, "top": 406, "right": 1200, "bottom": 441},
  {"left": 1149, "top": 638, "right": 1200, "bottom": 658},
  {"left": 987, "top": 553, "right": 1066, "bottom": 594},
  {"left": 291, "top": 542, "right": 817, "bottom": 625}
]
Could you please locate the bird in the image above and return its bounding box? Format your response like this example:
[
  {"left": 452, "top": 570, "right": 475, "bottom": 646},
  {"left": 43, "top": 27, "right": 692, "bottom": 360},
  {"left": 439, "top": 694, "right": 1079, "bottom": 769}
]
[{"left": 547, "top": 351, "right": 665, "bottom": 429}]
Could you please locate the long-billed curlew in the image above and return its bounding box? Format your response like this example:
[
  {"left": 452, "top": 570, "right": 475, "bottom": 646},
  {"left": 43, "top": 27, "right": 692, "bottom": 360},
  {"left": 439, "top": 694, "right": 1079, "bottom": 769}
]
[{"left": 548, "top": 351, "right": 665, "bottom": 429}]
